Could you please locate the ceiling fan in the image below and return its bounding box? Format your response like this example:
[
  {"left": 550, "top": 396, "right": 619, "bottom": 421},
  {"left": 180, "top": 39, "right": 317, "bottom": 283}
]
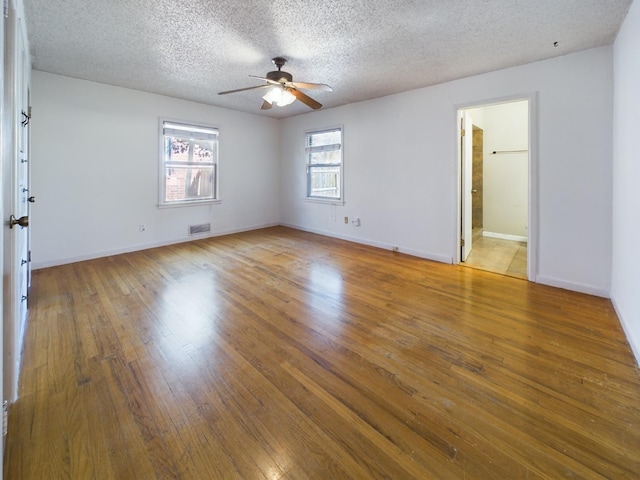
[{"left": 218, "top": 57, "right": 332, "bottom": 110}]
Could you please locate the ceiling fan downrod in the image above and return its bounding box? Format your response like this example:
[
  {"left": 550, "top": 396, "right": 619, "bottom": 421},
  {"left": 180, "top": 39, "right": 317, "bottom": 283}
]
[{"left": 271, "top": 57, "right": 287, "bottom": 70}]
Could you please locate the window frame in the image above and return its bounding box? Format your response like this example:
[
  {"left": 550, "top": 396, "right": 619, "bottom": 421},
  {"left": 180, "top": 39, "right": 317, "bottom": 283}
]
[
  {"left": 304, "top": 126, "right": 344, "bottom": 204},
  {"left": 158, "top": 118, "right": 221, "bottom": 208}
]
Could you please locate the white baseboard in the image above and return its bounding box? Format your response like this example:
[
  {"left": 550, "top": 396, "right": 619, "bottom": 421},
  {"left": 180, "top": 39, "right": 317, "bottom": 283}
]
[
  {"left": 535, "top": 274, "right": 610, "bottom": 298},
  {"left": 611, "top": 297, "right": 640, "bottom": 369},
  {"left": 483, "top": 231, "right": 528, "bottom": 242},
  {"left": 33, "top": 221, "right": 456, "bottom": 270},
  {"left": 31, "top": 222, "right": 280, "bottom": 270},
  {"left": 280, "top": 222, "right": 453, "bottom": 264}
]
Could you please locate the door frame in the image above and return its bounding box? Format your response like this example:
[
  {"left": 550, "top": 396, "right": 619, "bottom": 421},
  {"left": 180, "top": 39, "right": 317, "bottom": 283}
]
[
  {"left": 454, "top": 92, "right": 538, "bottom": 281},
  {"left": 0, "top": 0, "right": 5, "bottom": 462},
  {"left": 459, "top": 110, "right": 474, "bottom": 261}
]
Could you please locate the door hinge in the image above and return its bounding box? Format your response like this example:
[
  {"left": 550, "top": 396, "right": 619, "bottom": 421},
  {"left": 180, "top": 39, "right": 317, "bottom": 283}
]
[
  {"left": 461, "top": 238, "right": 465, "bottom": 247},
  {"left": 21, "top": 109, "right": 31, "bottom": 127},
  {"left": 461, "top": 129, "right": 465, "bottom": 137},
  {"left": 3, "top": 400, "right": 8, "bottom": 436},
  {"left": 3, "top": 0, "right": 8, "bottom": 18}
]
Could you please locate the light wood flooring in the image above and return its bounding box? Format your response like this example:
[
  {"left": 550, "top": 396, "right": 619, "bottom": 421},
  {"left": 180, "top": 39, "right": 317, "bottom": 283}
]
[
  {"left": 463, "top": 229, "right": 528, "bottom": 278},
  {"left": 4, "top": 226, "right": 640, "bottom": 479}
]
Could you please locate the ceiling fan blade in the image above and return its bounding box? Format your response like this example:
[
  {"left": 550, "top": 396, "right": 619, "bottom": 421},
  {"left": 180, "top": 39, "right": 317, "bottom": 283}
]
[
  {"left": 218, "top": 84, "right": 270, "bottom": 95},
  {"left": 261, "top": 100, "right": 273, "bottom": 110},
  {"left": 289, "top": 82, "right": 333, "bottom": 92},
  {"left": 290, "top": 89, "right": 322, "bottom": 110},
  {"left": 249, "top": 75, "right": 281, "bottom": 86}
]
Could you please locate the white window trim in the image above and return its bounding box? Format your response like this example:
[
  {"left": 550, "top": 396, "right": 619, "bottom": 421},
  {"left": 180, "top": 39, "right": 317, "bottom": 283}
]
[
  {"left": 304, "top": 125, "right": 344, "bottom": 205},
  {"left": 158, "top": 117, "right": 221, "bottom": 208}
]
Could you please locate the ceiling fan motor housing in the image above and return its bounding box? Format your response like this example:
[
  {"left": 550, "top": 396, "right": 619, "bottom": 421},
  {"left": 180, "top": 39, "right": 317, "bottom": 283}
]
[{"left": 266, "top": 70, "right": 293, "bottom": 83}]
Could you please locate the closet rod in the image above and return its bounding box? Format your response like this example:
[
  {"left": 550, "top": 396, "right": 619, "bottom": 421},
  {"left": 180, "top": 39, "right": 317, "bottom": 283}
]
[{"left": 490, "top": 150, "right": 528, "bottom": 154}]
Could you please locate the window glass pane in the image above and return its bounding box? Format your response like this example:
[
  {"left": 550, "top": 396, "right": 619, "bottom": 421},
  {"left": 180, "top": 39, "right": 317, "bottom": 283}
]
[
  {"left": 309, "top": 166, "right": 340, "bottom": 198},
  {"left": 164, "top": 165, "right": 216, "bottom": 203},
  {"left": 306, "top": 129, "right": 341, "bottom": 148},
  {"left": 193, "top": 141, "right": 214, "bottom": 163},
  {"left": 308, "top": 149, "right": 341, "bottom": 165},
  {"left": 164, "top": 138, "right": 214, "bottom": 164},
  {"left": 166, "top": 137, "right": 190, "bottom": 162}
]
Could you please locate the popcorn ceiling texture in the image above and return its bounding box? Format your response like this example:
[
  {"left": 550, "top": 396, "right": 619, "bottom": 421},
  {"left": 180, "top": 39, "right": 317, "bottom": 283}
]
[{"left": 24, "top": 0, "right": 632, "bottom": 118}]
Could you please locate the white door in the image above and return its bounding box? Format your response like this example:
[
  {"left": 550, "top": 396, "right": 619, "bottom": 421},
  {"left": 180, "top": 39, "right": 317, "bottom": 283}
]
[
  {"left": 15, "top": 16, "right": 30, "bottom": 361},
  {"left": 460, "top": 111, "right": 473, "bottom": 261},
  {"left": 3, "top": 6, "right": 30, "bottom": 410}
]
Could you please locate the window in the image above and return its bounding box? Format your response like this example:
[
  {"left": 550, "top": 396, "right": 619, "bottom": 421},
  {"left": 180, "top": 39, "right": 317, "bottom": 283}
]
[
  {"left": 160, "top": 120, "right": 219, "bottom": 206},
  {"left": 305, "top": 127, "right": 343, "bottom": 202}
]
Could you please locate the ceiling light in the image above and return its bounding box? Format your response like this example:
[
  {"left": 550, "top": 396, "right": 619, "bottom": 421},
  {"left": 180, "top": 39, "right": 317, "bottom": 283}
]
[{"left": 262, "top": 86, "right": 296, "bottom": 107}]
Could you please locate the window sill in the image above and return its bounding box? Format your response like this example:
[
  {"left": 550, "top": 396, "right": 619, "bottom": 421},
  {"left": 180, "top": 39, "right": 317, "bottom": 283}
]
[
  {"left": 158, "top": 199, "right": 222, "bottom": 209},
  {"left": 304, "top": 197, "right": 344, "bottom": 206}
]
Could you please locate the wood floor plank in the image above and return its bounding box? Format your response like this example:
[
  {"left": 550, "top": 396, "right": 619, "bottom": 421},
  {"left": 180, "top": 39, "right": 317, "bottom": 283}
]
[{"left": 5, "top": 226, "right": 640, "bottom": 479}]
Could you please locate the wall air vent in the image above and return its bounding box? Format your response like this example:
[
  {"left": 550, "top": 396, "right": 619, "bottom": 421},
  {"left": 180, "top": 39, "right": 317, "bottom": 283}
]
[{"left": 188, "top": 223, "right": 211, "bottom": 236}]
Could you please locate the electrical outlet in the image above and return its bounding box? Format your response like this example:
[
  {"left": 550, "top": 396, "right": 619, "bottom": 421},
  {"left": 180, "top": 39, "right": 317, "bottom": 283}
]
[
  {"left": 344, "top": 216, "right": 348, "bottom": 224},
  {"left": 139, "top": 224, "right": 146, "bottom": 232},
  {"left": 352, "top": 217, "right": 361, "bottom": 227},
  {"left": 392, "top": 246, "right": 399, "bottom": 252}
]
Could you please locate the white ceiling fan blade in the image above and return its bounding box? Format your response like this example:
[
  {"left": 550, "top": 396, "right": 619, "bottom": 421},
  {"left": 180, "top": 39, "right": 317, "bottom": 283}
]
[
  {"left": 289, "top": 82, "right": 332, "bottom": 92},
  {"left": 249, "top": 75, "right": 281, "bottom": 86},
  {"left": 218, "top": 84, "right": 270, "bottom": 95}
]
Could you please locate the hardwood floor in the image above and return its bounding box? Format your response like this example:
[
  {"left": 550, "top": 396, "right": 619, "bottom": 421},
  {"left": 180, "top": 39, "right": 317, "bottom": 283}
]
[{"left": 4, "top": 226, "right": 640, "bottom": 479}]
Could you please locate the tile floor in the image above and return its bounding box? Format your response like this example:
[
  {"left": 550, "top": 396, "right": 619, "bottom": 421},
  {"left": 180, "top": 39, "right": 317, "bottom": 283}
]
[{"left": 462, "top": 229, "right": 527, "bottom": 278}]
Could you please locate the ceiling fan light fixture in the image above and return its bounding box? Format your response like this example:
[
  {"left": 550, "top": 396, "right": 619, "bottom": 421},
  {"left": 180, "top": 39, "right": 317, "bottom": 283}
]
[
  {"left": 262, "top": 86, "right": 296, "bottom": 107},
  {"left": 278, "top": 89, "right": 296, "bottom": 106}
]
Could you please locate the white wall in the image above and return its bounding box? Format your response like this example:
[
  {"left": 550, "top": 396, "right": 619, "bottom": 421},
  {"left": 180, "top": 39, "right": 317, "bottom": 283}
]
[
  {"left": 280, "top": 46, "right": 613, "bottom": 296},
  {"left": 31, "top": 72, "right": 281, "bottom": 268},
  {"left": 612, "top": 0, "right": 640, "bottom": 365},
  {"left": 481, "top": 101, "right": 529, "bottom": 238}
]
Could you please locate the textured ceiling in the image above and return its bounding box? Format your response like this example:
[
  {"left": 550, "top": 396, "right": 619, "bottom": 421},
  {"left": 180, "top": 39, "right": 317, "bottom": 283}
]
[{"left": 24, "top": 0, "right": 633, "bottom": 118}]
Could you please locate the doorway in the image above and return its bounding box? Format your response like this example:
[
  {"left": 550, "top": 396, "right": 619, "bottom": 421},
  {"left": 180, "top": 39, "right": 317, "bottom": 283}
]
[{"left": 458, "top": 99, "right": 532, "bottom": 279}]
